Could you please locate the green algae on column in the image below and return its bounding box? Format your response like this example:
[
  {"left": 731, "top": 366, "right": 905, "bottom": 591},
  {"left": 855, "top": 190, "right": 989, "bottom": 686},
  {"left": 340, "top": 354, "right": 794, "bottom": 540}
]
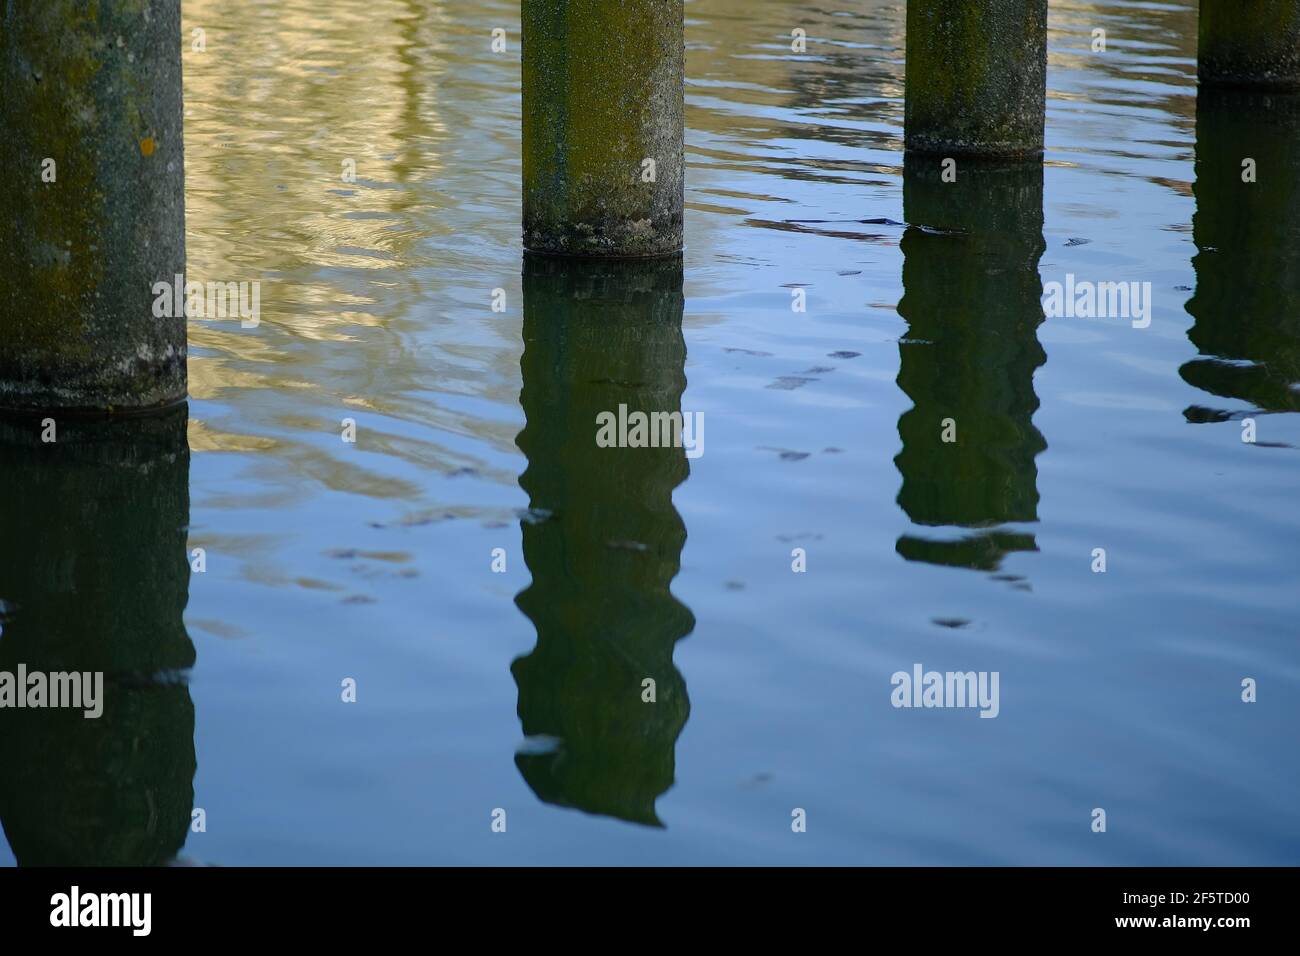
[
  {"left": 904, "top": 0, "right": 1047, "bottom": 158},
  {"left": 1199, "top": 0, "right": 1300, "bottom": 89},
  {"left": 0, "top": 0, "right": 186, "bottom": 413},
  {"left": 522, "top": 0, "right": 684, "bottom": 257}
]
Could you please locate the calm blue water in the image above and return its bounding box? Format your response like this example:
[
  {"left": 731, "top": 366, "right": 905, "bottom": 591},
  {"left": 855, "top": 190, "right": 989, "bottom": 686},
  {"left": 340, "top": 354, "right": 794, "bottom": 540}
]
[{"left": 1, "top": 0, "right": 1297, "bottom": 865}]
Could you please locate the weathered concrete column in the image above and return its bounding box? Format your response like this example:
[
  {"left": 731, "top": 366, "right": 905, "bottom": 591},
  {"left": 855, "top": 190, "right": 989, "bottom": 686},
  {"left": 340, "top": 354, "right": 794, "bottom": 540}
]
[
  {"left": 1199, "top": 1, "right": 1300, "bottom": 88},
  {"left": 904, "top": 0, "right": 1048, "bottom": 157},
  {"left": 513, "top": 255, "right": 693, "bottom": 824},
  {"left": 0, "top": 407, "right": 195, "bottom": 864},
  {"left": 0, "top": 0, "right": 187, "bottom": 413},
  {"left": 522, "top": 1, "right": 684, "bottom": 256}
]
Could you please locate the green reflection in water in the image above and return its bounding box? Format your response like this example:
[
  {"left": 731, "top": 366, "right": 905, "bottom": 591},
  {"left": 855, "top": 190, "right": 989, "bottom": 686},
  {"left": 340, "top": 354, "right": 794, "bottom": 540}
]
[
  {"left": 512, "top": 255, "right": 694, "bottom": 827},
  {"left": 1183, "top": 87, "right": 1300, "bottom": 421},
  {"left": 0, "top": 408, "right": 195, "bottom": 865},
  {"left": 895, "top": 157, "right": 1047, "bottom": 571}
]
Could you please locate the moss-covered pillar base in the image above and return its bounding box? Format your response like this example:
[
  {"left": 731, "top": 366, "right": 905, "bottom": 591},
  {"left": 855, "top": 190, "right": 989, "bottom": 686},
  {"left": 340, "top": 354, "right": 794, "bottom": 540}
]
[
  {"left": 904, "top": 0, "right": 1048, "bottom": 158},
  {"left": 0, "top": 0, "right": 187, "bottom": 413},
  {"left": 1199, "top": 1, "right": 1300, "bottom": 89},
  {"left": 522, "top": 1, "right": 684, "bottom": 257}
]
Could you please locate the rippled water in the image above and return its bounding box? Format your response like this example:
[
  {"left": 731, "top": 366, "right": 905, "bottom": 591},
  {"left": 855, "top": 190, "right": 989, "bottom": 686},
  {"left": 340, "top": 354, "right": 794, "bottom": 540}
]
[{"left": 2, "top": 0, "right": 1297, "bottom": 865}]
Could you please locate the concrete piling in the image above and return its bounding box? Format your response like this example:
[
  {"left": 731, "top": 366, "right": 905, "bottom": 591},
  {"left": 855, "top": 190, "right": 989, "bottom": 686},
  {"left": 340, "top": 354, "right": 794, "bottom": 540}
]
[
  {"left": 904, "top": 0, "right": 1048, "bottom": 158},
  {"left": 1199, "top": 1, "right": 1300, "bottom": 89},
  {"left": 0, "top": 0, "right": 187, "bottom": 413},
  {"left": 521, "top": 1, "right": 684, "bottom": 257}
]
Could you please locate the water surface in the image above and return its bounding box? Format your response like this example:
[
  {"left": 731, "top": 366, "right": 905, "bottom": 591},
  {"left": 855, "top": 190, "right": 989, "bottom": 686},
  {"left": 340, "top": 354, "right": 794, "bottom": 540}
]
[{"left": 1, "top": 0, "right": 1297, "bottom": 865}]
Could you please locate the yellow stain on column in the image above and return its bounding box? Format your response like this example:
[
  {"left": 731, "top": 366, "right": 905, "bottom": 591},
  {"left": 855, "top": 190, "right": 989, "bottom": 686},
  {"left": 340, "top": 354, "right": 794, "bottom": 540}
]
[{"left": 140, "top": 137, "right": 155, "bottom": 156}]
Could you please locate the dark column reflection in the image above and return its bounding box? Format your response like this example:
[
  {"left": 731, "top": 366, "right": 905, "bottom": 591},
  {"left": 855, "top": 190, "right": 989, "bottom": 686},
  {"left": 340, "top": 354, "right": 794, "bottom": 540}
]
[
  {"left": 0, "top": 408, "right": 195, "bottom": 865},
  {"left": 513, "top": 255, "right": 694, "bottom": 827},
  {"left": 895, "top": 157, "right": 1047, "bottom": 571},
  {"left": 1182, "top": 88, "right": 1300, "bottom": 421}
]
